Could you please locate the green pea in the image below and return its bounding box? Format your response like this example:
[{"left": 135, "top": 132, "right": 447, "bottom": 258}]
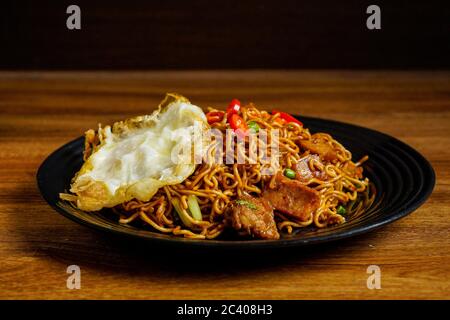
[
  {"left": 283, "top": 168, "right": 296, "bottom": 179},
  {"left": 247, "top": 121, "right": 260, "bottom": 133},
  {"left": 337, "top": 205, "right": 347, "bottom": 216}
]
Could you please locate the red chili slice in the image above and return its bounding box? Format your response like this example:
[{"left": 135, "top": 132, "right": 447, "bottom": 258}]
[
  {"left": 229, "top": 113, "right": 248, "bottom": 137},
  {"left": 227, "top": 99, "right": 241, "bottom": 122},
  {"left": 206, "top": 111, "right": 225, "bottom": 124},
  {"left": 272, "top": 110, "right": 303, "bottom": 126}
]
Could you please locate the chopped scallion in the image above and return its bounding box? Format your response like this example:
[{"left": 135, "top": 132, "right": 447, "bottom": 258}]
[
  {"left": 337, "top": 205, "right": 347, "bottom": 216},
  {"left": 283, "top": 168, "right": 296, "bottom": 179},
  {"left": 171, "top": 198, "right": 193, "bottom": 228},
  {"left": 235, "top": 199, "right": 257, "bottom": 210},
  {"left": 187, "top": 195, "right": 202, "bottom": 221},
  {"left": 247, "top": 121, "right": 260, "bottom": 133}
]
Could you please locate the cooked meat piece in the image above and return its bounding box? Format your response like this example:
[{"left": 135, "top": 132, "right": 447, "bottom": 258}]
[
  {"left": 295, "top": 154, "right": 328, "bottom": 183},
  {"left": 299, "top": 134, "right": 338, "bottom": 162},
  {"left": 225, "top": 193, "right": 280, "bottom": 240},
  {"left": 263, "top": 174, "right": 320, "bottom": 221}
]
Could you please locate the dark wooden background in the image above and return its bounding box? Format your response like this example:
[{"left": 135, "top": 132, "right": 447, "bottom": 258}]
[{"left": 2, "top": 0, "right": 449, "bottom": 69}]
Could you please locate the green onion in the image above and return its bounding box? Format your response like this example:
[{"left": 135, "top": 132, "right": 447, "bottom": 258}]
[
  {"left": 283, "top": 168, "right": 296, "bottom": 179},
  {"left": 337, "top": 205, "right": 347, "bottom": 216},
  {"left": 247, "top": 121, "right": 260, "bottom": 133},
  {"left": 187, "top": 195, "right": 202, "bottom": 221},
  {"left": 235, "top": 199, "right": 257, "bottom": 210},
  {"left": 171, "top": 198, "right": 193, "bottom": 228}
]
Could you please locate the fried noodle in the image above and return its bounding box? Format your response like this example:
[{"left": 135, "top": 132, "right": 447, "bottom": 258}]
[{"left": 73, "top": 103, "right": 375, "bottom": 239}]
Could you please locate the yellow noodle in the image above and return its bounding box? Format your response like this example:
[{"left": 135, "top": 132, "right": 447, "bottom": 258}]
[{"left": 63, "top": 103, "right": 373, "bottom": 240}]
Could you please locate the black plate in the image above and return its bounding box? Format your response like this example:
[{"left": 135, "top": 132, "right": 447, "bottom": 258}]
[{"left": 37, "top": 116, "right": 435, "bottom": 249}]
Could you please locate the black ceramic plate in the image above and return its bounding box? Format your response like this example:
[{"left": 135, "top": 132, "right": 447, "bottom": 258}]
[{"left": 37, "top": 116, "right": 435, "bottom": 249}]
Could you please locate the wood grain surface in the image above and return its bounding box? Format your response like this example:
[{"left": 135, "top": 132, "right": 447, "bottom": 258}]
[{"left": 0, "top": 71, "right": 449, "bottom": 300}]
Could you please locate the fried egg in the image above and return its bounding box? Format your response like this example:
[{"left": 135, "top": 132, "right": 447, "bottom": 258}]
[{"left": 68, "top": 93, "right": 208, "bottom": 211}]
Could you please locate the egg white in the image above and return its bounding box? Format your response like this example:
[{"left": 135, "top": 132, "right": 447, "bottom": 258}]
[{"left": 70, "top": 93, "right": 208, "bottom": 211}]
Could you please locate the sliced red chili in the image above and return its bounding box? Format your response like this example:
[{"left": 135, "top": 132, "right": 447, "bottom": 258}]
[
  {"left": 272, "top": 110, "right": 303, "bottom": 126},
  {"left": 229, "top": 113, "right": 248, "bottom": 138},
  {"left": 206, "top": 111, "right": 225, "bottom": 124},
  {"left": 227, "top": 98, "right": 241, "bottom": 121}
]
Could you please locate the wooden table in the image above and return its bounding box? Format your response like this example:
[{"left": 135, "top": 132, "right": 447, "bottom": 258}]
[{"left": 0, "top": 71, "right": 449, "bottom": 300}]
